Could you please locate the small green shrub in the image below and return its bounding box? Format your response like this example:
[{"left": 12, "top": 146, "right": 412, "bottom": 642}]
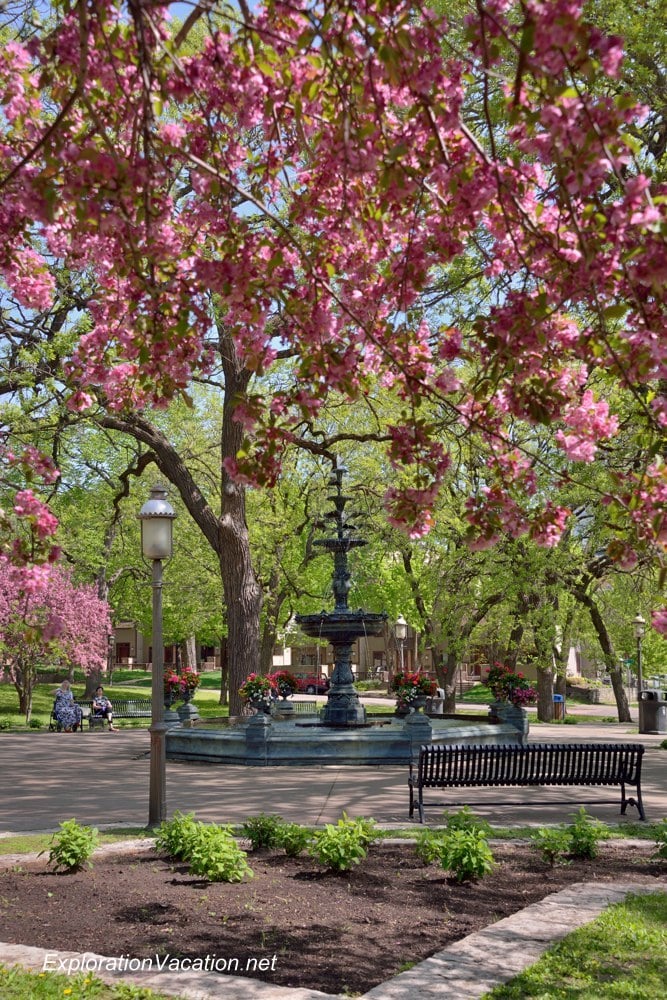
[
  {"left": 530, "top": 826, "right": 572, "bottom": 867},
  {"left": 154, "top": 810, "right": 202, "bottom": 861},
  {"left": 351, "top": 814, "right": 379, "bottom": 847},
  {"left": 442, "top": 806, "right": 492, "bottom": 836},
  {"left": 277, "top": 822, "right": 312, "bottom": 857},
  {"left": 28, "top": 718, "right": 43, "bottom": 729},
  {"left": 659, "top": 739, "right": 667, "bottom": 750},
  {"left": 440, "top": 828, "right": 495, "bottom": 882},
  {"left": 309, "top": 815, "right": 374, "bottom": 872},
  {"left": 563, "top": 716, "right": 578, "bottom": 724},
  {"left": 652, "top": 818, "right": 667, "bottom": 860},
  {"left": 241, "top": 812, "right": 284, "bottom": 851},
  {"left": 187, "top": 825, "right": 253, "bottom": 883},
  {"left": 0, "top": 718, "right": 11, "bottom": 730},
  {"left": 567, "top": 807, "right": 608, "bottom": 859},
  {"left": 40, "top": 818, "right": 99, "bottom": 872},
  {"left": 415, "top": 829, "right": 445, "bottom": 865}
]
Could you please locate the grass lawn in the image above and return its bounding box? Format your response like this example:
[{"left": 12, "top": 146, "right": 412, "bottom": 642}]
[
  {"left": 461, "top": 683, "right": 495, "bottom": 704},
  {"left": 0, "top": 681, "right": 229, "bottom": 731},
  {"left": 3, "top": 813, "right": 666, "bottom": 857},
  {"left": 0, "top": 964, "right": 171, "bottom": 999},
  {"left": 0, "top": 828, "right": 151, "bottom": 855},
  {"left": 484, "top": 891, "right": 667, "bottom": 999}
]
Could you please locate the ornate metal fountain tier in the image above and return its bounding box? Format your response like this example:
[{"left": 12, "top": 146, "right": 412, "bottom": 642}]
[{"left": 296, "top": 460, "right": 387, "bottom": 726}]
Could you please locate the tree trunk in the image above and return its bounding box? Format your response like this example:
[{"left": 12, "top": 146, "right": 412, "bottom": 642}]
[
  {"left": 14, "top": 660, "right": 34, "bottom": 722},
  {"left": 259, "top": 621, "right": 278, "bottom": 675},
  {"left": 532, "top": 618, "right": 555, "bottom": 722},
  {"left": 218, "top": 332, "right": 262, "bottom": 713},
  {"left": 259, "top": 570, "right": 288, "bottom": 675},
  {"left": 573, "top": 587, "right": 632, "bottom": 722},
  {"left": 435, "top": 594, "right": 505, "bottom": 714},
  {"left": 505, "top": 620, "right": 524, "bottom": 668},
  {"left": 99, "top": 322, "right": 264, "bottom": 718},
  {"left": 441, "top": 650, "right": 458, "bottom": 713},
  {"left": 16, "top": 684, "right": 31, "bottom": 720},
  {"left": 553, "top": 604, "right": 575, "bottom": 698},
  {"left": 535, "top": 665, "right": 554, "bottom": 722}
]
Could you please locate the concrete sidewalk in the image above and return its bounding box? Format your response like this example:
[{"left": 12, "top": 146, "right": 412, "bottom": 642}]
[
  {"left": 1, "top": 719, "right": 665, "bottom": 834},
  {"left": 1, "top": 719, "right": 666, "bottom": 1000}
]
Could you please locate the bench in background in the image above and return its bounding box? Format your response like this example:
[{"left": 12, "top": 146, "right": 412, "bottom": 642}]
[
  {"left": 409, "top": 742, "right": 646, "bottom": 823},
  {"left": 49, "top": 699, "right": 152, "bottom": 731}
]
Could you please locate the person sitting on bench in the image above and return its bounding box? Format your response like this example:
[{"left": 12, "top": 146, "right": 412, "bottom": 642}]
[
  {"left": 92, "top": 686, "right": 117, "bottom": 731},
  {"left": 53, "top": 680, "right": 83, "bottom": 732}
]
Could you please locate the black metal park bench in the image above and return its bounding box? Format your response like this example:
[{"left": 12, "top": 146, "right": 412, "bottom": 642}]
[
  {"left": 408, "top": 742, "right": 646, "bottom": 823},
  {"left": 49, "top": 699, "right": 152, "bottom": 731}
]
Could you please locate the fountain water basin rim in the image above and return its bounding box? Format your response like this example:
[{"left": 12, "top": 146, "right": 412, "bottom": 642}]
[{"left": 166, "top": 717, "right": 525, "bottom": 766}]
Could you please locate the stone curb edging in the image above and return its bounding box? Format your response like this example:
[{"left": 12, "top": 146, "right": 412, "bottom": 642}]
[
  {"left": 0, "top": 882, "right": 663, "bottom": 1000},
  {"left": 0, "top": 942, "right": 336, "bottom": 1000},
  {"left": 361, "top": 881, "right": 664, "bottom": 999}
]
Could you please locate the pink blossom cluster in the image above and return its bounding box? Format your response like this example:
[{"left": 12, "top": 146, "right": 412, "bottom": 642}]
[
  {"left": 0, "top": 2, "right": 665, "bottom": 594},
  {"left": 0, "top": 562, "right": 112, "bottom": 673}
]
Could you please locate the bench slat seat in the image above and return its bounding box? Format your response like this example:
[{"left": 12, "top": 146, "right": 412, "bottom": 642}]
[{"left": 409, "top": 742, "right": 646, "bottom": 823}]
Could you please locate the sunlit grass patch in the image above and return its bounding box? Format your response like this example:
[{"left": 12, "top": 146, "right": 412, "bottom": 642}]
[{"left": 484, "top": 891, "right": 667, "bottom": 999}]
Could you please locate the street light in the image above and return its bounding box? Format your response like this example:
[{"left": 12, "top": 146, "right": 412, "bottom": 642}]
[
  {"left": 633, "top": 613, "right": 646, "bottom": 699},
  {"left": 138, "top": 484, "right": 176, "bottom": 829},
  {"left": 395, "top": 615, "right": 408, "bottom": 673},
  {"left": 107, "top": 632, "right": 115, "bottom": 687}
]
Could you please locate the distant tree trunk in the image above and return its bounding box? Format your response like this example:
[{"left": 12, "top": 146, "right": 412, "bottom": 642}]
[
  {"left": 533, "top": 623, "right": 555, "bottom": 722},
  {"left": 218, "top": 637, "right": 229, "bottom": 707},
  {"left": 435, "top": 594, "right": 505, "bottom": 713},
  {"left": 440, "top": 650, "right": 458, "bottom": 713},
  {"left": 573, "top": 587, "right": 631, "bottom": 722},
  {"left": 259, "top": 569, "right": 288, "bottom": 674},
  {"left": 182, "top": 637, "right": 197, "bottom": 670},
  {"left": 85, "top": 667, "right": 104, "bottom": 698},
  {"left": 259, "top": 623, "right": 277, "bottom": 675},
  {"left": 535, "top": 666, "right": 554, "bottom": 722},
  {"left": 505, "top": 620, "right": 524, "bottom": 668},
  {"left": 553, "top": 604, "right": 575, "bottom": 698},
  {"left": 14, "top": 658, "right": 35, "bottom": 722}
]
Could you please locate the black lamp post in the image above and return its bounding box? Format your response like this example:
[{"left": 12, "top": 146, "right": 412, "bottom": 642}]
[
  {"left": 138, "top": 484, "right": 176, "bottom": 829},
  {"left": 395, "top": 615, "right": 408, "bottom": 673},
  {"left": 633, "top": 612, "right": 646, "bottom": 700},
  {"left": 107, "top": 632, "right": 115, "bottom": 687}
]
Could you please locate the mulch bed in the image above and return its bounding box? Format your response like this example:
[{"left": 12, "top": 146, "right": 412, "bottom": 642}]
[{"left": 1, "top": 843, "right": 665, "bottom": 994}]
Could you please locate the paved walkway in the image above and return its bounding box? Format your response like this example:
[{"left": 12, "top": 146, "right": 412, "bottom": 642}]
[
  {"left": 1, "top": 715, "right": 666, "bottom": 998},
  {"left": 1, "top": 718, "right": 665, "bottom": 833}
]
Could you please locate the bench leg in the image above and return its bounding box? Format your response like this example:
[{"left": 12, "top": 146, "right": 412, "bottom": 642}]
[
  {"left": 621, "top": 780, "right": 646, "bottom": 821},
  {"left": 635, "top": 784, "right": 646, "bottom": 821},
  {"left": 418, "top": 788, "right": 425, "bottom": 824}
]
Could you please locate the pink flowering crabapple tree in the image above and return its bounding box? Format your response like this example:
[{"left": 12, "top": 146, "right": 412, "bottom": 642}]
[
  {"left": 0, "top": 562, "right": 112, "bottom": 721},
  {"left": 0, "top": 0, "right": 666, "bottom": 708}
]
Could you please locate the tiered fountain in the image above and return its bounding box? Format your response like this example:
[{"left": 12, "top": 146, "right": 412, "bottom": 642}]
[
  {"left": 296, "top": 459, "right": 387, "bottom": 727},
  {"left": 166, "top": 462, "right": 525, "bottom": 765}
]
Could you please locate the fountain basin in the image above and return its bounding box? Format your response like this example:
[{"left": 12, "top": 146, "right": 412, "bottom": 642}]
[{"left": 166, "top": 716, "right": 524, "bottom": 766}]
